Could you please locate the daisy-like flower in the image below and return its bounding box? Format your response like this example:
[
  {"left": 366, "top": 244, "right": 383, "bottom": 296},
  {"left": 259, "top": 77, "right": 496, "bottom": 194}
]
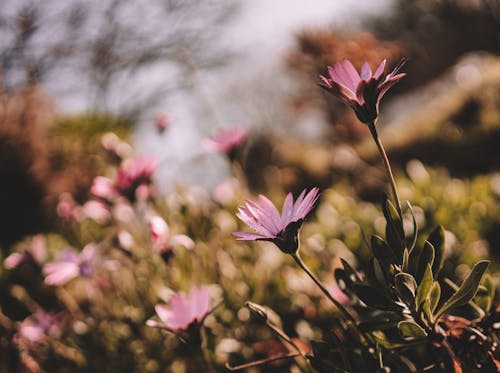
[
  {"left": 116, "top": 156, "right": 158, "bottom": 201},
  {"left": 42, "top": 244, "right": 97, "bottom": 286},
  {"left": 319, "top": 58, "right": 406, "bottom": 124},
  {"left": 233, "top": 188, "right": 319, "bottom": 254},
  {"left": 147, "top": 216, "right": 194, "bottom": 260},
  {"left": 17, "top": 312, "right": 63, "bottom": 343},
  {"left": 202, "top": 125, "right": 247, "bottom": 154},
  {"left": 146, "top": 286, "right": 211, "bottom": 339}
]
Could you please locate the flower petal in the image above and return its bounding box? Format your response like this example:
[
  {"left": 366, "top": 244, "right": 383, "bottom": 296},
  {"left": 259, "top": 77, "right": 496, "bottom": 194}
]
[{"left": 360, "top": 61, "right": 372, "bottom": 80}]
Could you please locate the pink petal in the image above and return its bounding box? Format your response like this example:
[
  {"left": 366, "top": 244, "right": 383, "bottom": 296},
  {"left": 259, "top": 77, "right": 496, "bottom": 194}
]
[
  {"left": 155, "top": 304, "right": 174, "bottom": 325},
  {"left": 4, "top": 253, "right": 27, "bottom": 269},
  {"left": 43, "top": 263, "right": 80, "bottom": 285},
  {"left": 232, "top": 231, "right": 269, "bottom": 240},
  {"left": 360, "top": 62, "right": 372, "bottom": 80},
  {"left": 257, "top": 195, "right": 283, "bottom": 233},
  {"left": 170, "top": 234, "right": 195, "bottom": 250},
  {"left": 236, "top": 207, "right": 274, "bottom": 236},
  {"left": 280, "top": 192, "right": 295, "bottom": 226},
  {"left": 340, "top": 59, "right": 361, "bottom": 90},
  {"left": 190, "top": 286, "right": 210, "bottom": 320},
  {"left": 374, "top": 59, "right": 387, "bottom": 79}
]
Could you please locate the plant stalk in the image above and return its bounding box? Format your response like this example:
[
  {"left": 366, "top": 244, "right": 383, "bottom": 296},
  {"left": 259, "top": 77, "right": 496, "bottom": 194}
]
[
  {"left": 291, "top": 253, "right": 356, "bottom": 324},
  {"left": 368, "top": 121, "right": 403, "bottom": 221}
]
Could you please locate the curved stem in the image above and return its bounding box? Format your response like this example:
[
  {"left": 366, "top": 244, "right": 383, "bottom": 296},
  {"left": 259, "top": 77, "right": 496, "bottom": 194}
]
[
  {"left": 368, "top": 122, "right": 403, "bottom": 221},
  {"left": 291, "top": 253, "right": 356, "bottom": 324}
]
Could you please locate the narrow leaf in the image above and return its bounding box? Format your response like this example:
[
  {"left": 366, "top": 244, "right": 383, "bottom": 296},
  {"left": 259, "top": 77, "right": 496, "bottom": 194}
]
[
  {"left": 435, "top": 261, "right": 490, "bottom": 320},
  {"left": 395, "top": 273, "right": 417, "bottom": 307},
  {"left": 427, "top": 226, "right": 445, "bottom": 277},
  {"left": 398, "top": 321, "right": 427, "bottom": 339},
  {"left": 415, "top": 264, "right": 433, "bottom": 310},
  {"left": 416, "top": 241, "right": 434, "bottom": 283},
  {"left": 429, "top": 282, "right": 441, "bottom": 313},
  {"left": 406, "top": 201, "right": 418, "bottom": 253},
  {"left": 353, "top": 283, "right": 402, "bottom": 312}
]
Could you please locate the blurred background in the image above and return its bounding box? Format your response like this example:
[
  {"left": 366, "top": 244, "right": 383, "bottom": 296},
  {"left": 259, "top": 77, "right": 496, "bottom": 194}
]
[{"left": 0, "top": 0, "right": 499, "bottom": 372}]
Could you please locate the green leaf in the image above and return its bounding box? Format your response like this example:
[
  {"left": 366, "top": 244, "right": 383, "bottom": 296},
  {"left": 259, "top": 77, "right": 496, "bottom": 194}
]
[
  {"left": 341, "top": 258, "right": 362, "bottom": 282},
  {"left": 398, "top": 321, "right": 428, "bottom": 339},
  {"left": 371, "top": 235, "right": 398, "bottom": 267},
  {"left": 427, "top": 226, "right": 445, "bottom": 277},
  {"left": 416, "top": 241, "right": 435, "bottom": 283},
  {"left": 415, "top": 265, "right": 433, "bottom": 310},
  {"left": 382, "top": 196, "right": 405, "bottom": 260},
  {"left": 402, "top": 248, "right": 410, "bottom": 273},
  {"left": 406, "top": 202, "right": 418, "bottom": 253},
  {"left": 429, "top": 282, "right": 441, "bottom": 314},
  {"left": 395, "top": 273, "right": 417, "bottom": 308},
  {"left": 353, "top": 283, "right": 402, "bottom": 312},
  {"left": 473, "top": 274, "right": 495, "bottom": 312},
  {"left": 408, "top": 244, "right": 422, "bottom": 278},
  {"left": 435, "top": 260, "right": 490, "bottom": 320}
]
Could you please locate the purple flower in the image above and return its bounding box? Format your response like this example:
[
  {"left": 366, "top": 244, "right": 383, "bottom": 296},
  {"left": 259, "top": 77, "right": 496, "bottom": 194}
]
[
  {"left": 17, "top": 312, "right": 63, "bottom": 343},
  {"left": 147, "top": 286, "right": 211, "bottom": 333},
  {"left": 319, "top": 58, "right": 406, "bottom": 124},
  {"left": 233, "top": 188, "right": 319, "bottom": 254},
  {"left": 42, "top": 244, "right": 97, "bottom": 286},
  {"left": 202, "top": 125, "right": 247, "bottom": 153}
]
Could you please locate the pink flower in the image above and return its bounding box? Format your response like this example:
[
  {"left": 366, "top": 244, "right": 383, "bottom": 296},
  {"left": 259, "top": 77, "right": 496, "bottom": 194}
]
[
  {"left": 147, "top": 286, "right": 211, "bottom": 332},
  {"left": 233, "top": 188, "right": 320, "bottom": 254},
  {"left": 4, "top": 235, "right": 46, "bottom": 269},
  {"left": 18, "top": 312, "right": 62, "bottom": 343},
  {"left": 56, "top": 193, "right": 82, "bottom": 221},
  {"left": 202, "top": 126, "right": 247, "bottom": 153},
  {"left": 319, "top": 59, "right": 406, "bottom": 124},
  {"left": 91, "top": 176, "right": 116, "bottom": 201},
  {"left": 116, "top": 156, "right": 157, "bottom": 201},
  {"left": 43, "top": 244, "right": 97, "bottom": 285},
  {"left": 154, "top": 113, "right": 171, "bottom": 133},
  {"left": 148, "top": 216, "right": 195, "bottom": 257},
  {"left": 82, "top": 200, "right": 111, "bottom": 223}
]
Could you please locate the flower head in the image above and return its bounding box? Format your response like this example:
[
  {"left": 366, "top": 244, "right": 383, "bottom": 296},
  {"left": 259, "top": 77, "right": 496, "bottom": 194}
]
[
  {"left": 147, "top": 216, "right": 194, "bottom": 260},
  {"left": 42, "top": 244, "right": 97, "bottom": 285},
  {"left": 147, "top": 286, "right": 211, "bottom": 333},
  {"left": 319, "top": 58, "right": 406, "bottom": 124},
  {"left": 154, "top": 113, "right": 171, "bottom": 133},
  {"left": 116, "top": 156, "right": 157, "bottom": 201},
  {"left": 202, "top": 125, "right": 247, "bottom": 154},
  {"left": 17, "top": 312, "right": 63, "bottom": 343},
  {"left": 233, "top": 188, "right": 319, "bottom": 254}
]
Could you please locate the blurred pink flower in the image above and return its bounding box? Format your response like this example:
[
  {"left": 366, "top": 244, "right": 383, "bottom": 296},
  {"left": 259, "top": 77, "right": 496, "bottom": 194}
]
[
  {"left": 56, "top": 193, "right": 82, "bottom": 221},
  {"left": 319, "top": 59, "right": 406, "bottom": 124},
  {"left": 4, "top": 235, "right": 46, "bottom": 269},
  {"left": 82, "top": 200, "right": 111, "bottom": 224},
  {"left": 147, "top": 286, "right": 211, "bottom": 332},
  {"left": 148, "top": 216, "right": 195, "bottom": 256},
  {"left": 202, "top": 126, "right": 247, "bottom": 153},
  {"left": 91, "top": 176, "right": 116, "bottom": 200},
  {"left": 154, "top": 113, "right": 171, "bottom": 133},
  {"left": 43, "top": 244, "right": 97, "bottom": 286},
  {"left": 116, "top": 156, "right": 157, "bottom": 201},
  {"left": 330, "top": 285, "right": 350, "bottom": 305},
  {"left": 18, "top": 312, "right": 62, "bottom": 343},
  {"left": 233, "top": 188, "right": 319, "bottom": 254}
]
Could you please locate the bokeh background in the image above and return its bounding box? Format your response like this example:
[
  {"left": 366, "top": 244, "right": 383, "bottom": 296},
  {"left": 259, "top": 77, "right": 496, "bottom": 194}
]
[{"left": 0, "top": 0, "right": 499, "bottom": 372}]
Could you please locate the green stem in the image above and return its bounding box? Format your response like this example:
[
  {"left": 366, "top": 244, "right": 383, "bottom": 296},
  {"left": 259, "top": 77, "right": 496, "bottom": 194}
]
[
  {"left": 291, "top": 253, "right": 356, "bottom": 324},
  {"left": 368, "top": 122, "right": 403, "bottom": 221}
]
